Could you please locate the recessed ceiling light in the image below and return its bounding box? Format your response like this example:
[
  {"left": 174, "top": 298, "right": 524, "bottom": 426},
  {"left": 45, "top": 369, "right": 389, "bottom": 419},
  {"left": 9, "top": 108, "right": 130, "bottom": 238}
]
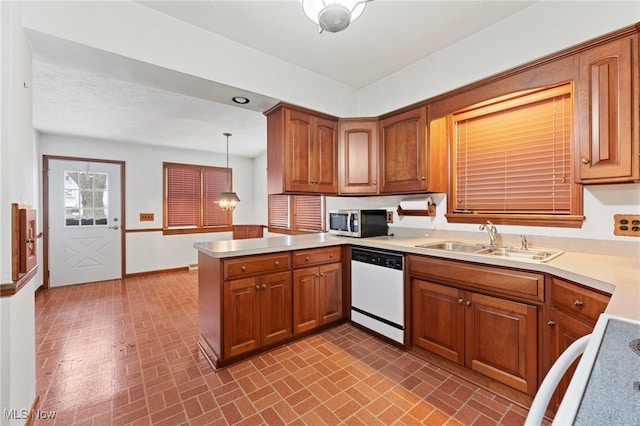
[{"left": 232, "top": 96, "right": 250, "bottom": 105}]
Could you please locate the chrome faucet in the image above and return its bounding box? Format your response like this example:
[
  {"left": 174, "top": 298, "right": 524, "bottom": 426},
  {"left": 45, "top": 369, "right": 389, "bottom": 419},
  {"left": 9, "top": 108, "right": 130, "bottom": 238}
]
[{"left": 479, "top": 221, "right": 498, "bottom": 247}]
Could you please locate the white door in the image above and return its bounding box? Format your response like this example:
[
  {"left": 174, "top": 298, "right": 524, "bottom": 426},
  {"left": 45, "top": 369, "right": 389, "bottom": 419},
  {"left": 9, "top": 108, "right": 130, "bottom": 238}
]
[{"left": 48, "top": 159, "right": 122, "bottom": 287}]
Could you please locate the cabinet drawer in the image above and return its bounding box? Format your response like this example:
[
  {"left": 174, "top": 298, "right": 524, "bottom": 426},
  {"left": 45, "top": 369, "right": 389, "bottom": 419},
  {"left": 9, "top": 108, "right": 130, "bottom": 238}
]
[
  {"left": 408, "top": 255, "right": 544, "bottom": 302},
  {"left": 550, "top": 277, "right": 610, "bottom": 325},
  {"left": 293, "top": 246, "right": 342, "bottom": 268},
  {"left": 224, "top": 253, "right": 291, "bottom": 280}
]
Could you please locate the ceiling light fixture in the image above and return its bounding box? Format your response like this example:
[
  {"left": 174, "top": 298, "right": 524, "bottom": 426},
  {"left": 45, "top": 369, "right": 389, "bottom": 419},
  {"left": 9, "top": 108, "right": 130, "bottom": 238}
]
[
  {"left": 232, "top": 96, "right": 250, "bottom": 105},
  {"left": 300, "top": 0, "right": 373, "bottom": 34},
  {"left": 215, "top": 132, "right": 240, "bottom": 211}
]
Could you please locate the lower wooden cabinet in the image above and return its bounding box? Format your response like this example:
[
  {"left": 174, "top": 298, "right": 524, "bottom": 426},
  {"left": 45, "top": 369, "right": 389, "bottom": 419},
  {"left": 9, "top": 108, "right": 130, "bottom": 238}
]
[
  {"left": 223, "top": 271, "right": 292, "bottom": 358},
  {"left": 412, "top": 278, "right": 538, "bottom": 395},
  {"left": 545, "top": 277, "right": 610, "bottom": 411},
  {"left": 293, "top": 262, "right": 342, "bottom": 335}
]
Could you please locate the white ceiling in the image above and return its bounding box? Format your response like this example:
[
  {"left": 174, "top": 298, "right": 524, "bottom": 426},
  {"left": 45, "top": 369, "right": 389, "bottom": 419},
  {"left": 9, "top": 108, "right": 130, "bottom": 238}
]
[{"left": 31, "top": 0, "right": 535, "bottom": 158}]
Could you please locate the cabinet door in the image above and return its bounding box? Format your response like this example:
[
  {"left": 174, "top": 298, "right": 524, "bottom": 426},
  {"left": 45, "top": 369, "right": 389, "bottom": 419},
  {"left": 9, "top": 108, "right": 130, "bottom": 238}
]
[
  {"left": 260, "top": 272, "right": 293, "bottom": 347},
  {"left": 339, "top": 119, "right": 378, "bottom": 194},
  {"left": 379, "top": 106, "right": 428, "bottom": 193},
  {"left": 293, "top": 267, "right": 319, "bottom": 334},
  {"left": 313, "top": 116, "right": 338, "bottom": 193},
  {"left": 577, "top": 35, "right": 637, "bottom": 182},
  {"left": 224, "top": 278, "right": 260, "bottom": 358},
  {"left": 412, "top": 279, "right": 464, "bottom": 364},
  {"left": 465, "top": 292, "right": 538, "bottom": 395},
  {"left": 319, "top": 262, "right": 342, "bottom": 325},
  {"left": 286, "top": 109, "right": 314, "bottom": 192}
]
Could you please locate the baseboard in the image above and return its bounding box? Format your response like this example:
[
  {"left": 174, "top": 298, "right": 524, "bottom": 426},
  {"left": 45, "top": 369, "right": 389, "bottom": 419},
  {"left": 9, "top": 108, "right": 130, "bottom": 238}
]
[{"left": 124, "top": 266, "right": 190, "bottom": 278}]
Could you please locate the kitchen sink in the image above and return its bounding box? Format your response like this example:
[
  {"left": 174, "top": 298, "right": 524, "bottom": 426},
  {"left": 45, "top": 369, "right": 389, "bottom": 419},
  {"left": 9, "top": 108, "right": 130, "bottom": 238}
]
[
  {"left": 415, "top": 241, "right": 485, "bottom": 253},
  {"left": 415, "top": 241, "right": 563, "bottom": 262},
  {"left": 475, "top": 247, "right": 564, "bottom": 262}
]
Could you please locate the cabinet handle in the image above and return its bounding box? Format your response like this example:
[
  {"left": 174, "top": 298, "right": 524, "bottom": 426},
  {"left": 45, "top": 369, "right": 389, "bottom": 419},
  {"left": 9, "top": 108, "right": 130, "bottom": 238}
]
[
  {"left": 255, "top": 285, "right": 260, "bottom": 290},
  {"left": 329, "top": 253, "right": 333, "bottom": 258},
  {"left": 458, "top": 298, "right": 464, "bottom": 305},
  {"left": 305, "top": 256, "right": 310, "bottom": 261},
  {"left": 241, "top": 265, "right": 247, "bottom": 272},
  {"left": 581, "top": 158, "right": 590, "bottom": 165},
  {"left": 372, "top": 181, "right": 377, "bottom": 185},
  {"left": 316, "top": 273, "right": 321, "bottom": 277},
  {"left": 274, "top": 261, "right": 280, "bottom": 266},
  {"left": 420, "top": 176, "right": 426, "bottom": 181},
  {"left": 320, "top": 272, "right": 324, "bottom": 277},
  {"left": 465, "top": 300, "right": 471, "bottom": 307},
  {"left": 574, "top": 300, "right": 584, "bottom": 307},
  {"left": 262, "top": 284, "right": 266, "bottom": 289},
  {"left": 548, "top": 320, "right": 556, "bottom": 326}
]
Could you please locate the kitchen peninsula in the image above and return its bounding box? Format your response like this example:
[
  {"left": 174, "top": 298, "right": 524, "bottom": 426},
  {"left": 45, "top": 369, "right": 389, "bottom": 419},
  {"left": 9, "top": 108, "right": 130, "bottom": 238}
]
[{"left": 195, "top": 231, "right": 639, "bottom": 413}]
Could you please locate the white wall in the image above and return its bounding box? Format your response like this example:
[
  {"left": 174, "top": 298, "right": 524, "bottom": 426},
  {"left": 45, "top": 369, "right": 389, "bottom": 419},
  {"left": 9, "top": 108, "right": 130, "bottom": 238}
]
[
  {"left": 357, "top": 1, "right": 640, "bottom": 115},
  {"left": 39, "top": 134, "right": 262, "bottom": 274},
  {"left": 0, "top": 2, "right": 38, "bottom": 423}
]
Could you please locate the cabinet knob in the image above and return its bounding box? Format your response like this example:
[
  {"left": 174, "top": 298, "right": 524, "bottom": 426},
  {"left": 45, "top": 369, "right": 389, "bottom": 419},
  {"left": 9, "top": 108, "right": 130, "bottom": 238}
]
[
  {"left": 241, "top": 265, "right": 247, "bottom": 272},
  {"left": 262, "top": 284, "right": 266, "bottom": 289},
  {"left": 320, "top": 272, "right": 324, "bottom": 277},
  {"left": 458, "top": 298, "right": 464, "bottom": 305},
  {"left": 329, "top": 253, "right": 333, "bottom": 258},
  {"left": 574, "top": 299, "right": 584, "bottom": 307},
  {"left": 255, "top": 285, "right": 260, "bottom": 290},
  {"left": 547, "top": 320, "right": 556, "bottom": 326},
  {"left": 420, "top": 176, "right": 426, "bottom": 181},
  {"left": 372, "top": 181, "right": 377, "bottom": 185},
  {"left": 465, "top": 300, "right": 471, "bottom": 307},
  {"left": 274, "top": 261, "right": 280, "bottom": 266},
  {"left": 305, "top": 256, "right": 310, "bottom": 261},
  {"left": 581, "top": 158, "right": 590, "bottom": 165}
]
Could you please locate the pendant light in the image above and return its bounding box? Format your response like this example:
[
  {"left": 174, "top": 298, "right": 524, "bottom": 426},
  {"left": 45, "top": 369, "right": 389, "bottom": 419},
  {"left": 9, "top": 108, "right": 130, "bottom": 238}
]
[
  {"left": 300, "top": 0, "right": 373, "bottom": 34},
  {"left": 215, "top": 132, "right": 240, "bottom": 211}
]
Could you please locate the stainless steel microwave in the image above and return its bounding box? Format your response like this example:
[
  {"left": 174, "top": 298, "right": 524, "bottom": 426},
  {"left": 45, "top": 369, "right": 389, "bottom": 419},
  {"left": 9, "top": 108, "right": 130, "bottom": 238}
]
[{"left": 328, "top": 209, "right": 388, "bottom": 238}]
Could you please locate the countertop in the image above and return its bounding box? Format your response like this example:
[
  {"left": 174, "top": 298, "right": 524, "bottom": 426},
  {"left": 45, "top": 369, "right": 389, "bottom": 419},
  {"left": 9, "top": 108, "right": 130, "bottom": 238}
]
[{"left": 194, "top": 232, "right": 640, "bottom": 321}]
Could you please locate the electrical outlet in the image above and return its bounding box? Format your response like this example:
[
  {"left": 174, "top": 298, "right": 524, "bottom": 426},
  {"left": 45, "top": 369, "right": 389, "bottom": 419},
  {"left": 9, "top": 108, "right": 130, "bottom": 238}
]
[
  {"left": 614, "top": 214, "right": 640, "bottom": 237},
  {"left": 386, "top": 211, "right": 394, "bottom": 224},
  {"left": 140, "top": 213, "right": 154, "bottom": 222}
]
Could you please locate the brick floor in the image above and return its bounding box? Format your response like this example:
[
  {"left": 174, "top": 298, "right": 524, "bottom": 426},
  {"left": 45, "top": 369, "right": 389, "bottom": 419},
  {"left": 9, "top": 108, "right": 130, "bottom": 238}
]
[{"left": 34, "top": 270, "right": 529, "bottom": 425}]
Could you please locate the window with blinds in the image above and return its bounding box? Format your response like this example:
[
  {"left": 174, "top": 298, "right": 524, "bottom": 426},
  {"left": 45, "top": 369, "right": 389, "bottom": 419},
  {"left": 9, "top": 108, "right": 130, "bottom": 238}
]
[
  {"left": 268, "top": 195, "right": 324, "bottom": 233},
  {"left": 164, "top": 162, "right": 232, "bottom": 234},
  {"left": 449, "top": 83, "right": 583, "bottom": 227}
]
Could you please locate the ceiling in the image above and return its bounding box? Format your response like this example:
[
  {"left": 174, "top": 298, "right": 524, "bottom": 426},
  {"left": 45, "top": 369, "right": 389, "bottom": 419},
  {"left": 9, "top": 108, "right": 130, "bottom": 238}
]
[{"left": 31, "top": 0, "right": 535, "bottom": 158}]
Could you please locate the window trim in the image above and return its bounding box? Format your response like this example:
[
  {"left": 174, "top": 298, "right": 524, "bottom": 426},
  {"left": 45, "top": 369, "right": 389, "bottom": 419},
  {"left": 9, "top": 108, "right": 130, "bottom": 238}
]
[
  {"left": 445, "top": 84, "right": 584, "bottom": 228},
  {"left": 163, "top": 162, "right": 233, "bottom": 235}
]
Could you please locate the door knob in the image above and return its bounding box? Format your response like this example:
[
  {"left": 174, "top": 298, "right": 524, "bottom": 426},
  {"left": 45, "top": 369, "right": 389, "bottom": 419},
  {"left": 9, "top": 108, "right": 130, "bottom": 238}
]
[{"left": 109, "top": 225, "right": 119, "bottom": 230}]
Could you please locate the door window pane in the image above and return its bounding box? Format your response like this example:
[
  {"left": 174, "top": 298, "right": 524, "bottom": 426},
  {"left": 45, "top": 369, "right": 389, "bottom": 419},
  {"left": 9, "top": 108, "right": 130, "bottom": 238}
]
[{"left": 64, "top": 171, "right": 109, "bottom": 226}]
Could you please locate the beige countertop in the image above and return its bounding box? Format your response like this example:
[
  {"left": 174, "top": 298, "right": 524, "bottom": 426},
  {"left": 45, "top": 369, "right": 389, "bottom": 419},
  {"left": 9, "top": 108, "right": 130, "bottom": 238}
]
[{"left": 194, "top": 233, "right": 640, "bottom": 321}]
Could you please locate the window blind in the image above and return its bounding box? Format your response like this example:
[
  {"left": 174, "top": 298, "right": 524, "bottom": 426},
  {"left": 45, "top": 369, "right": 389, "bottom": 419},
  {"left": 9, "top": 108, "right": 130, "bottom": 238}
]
[
  {"left": 454, "top": 85, "right": 572, "bottom": 214},
  {"left": 293, "top": 196, "right": 323, "bottom": 231},
  {"left": 166, "top": 166, "right": 198, "bottom": 227},
  {"left": 164, "top": 162, "right": 231, "bottom": 231},
  {"left": 268, "top": 195, "right": 290, "bottom": 228}
]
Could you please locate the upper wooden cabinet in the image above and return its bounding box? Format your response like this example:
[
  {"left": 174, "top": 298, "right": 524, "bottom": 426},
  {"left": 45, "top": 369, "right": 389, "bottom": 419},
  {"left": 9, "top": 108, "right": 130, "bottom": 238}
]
[
  {"left": 576, "top": 34, "right": 639, "bottom": 183},
  {"left": 266, "top": 103, "right": 338, "bottom": 194},
  {"left": 378, "top": 106, "right": 447, "bottom": 194},
  {"left": 338, "top": 118, "right": 379, "bottom": 195}
]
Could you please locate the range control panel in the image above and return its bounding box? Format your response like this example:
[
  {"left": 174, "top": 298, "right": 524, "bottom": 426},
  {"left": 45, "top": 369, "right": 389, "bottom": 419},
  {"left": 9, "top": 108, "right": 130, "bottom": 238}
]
[{"left": 614, "top": 214, "right": 640, "bottom": 237}]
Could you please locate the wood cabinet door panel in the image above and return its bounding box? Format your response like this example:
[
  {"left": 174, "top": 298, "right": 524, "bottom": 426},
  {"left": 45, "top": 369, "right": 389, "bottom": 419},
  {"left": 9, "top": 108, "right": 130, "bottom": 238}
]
[
  {"left": 547, "top": 309, "right": 593, "bottom": 412},
  {"left": 319, "top": 263, "right": 342, "bottom": 325},
  {"left": 412, "top": 279, "right": 465, "bottom": 364},
  {"left": 465, "top": 292, "right": 538, "bottom": 395},
  {"left": 339, "top": 119, "right": 378, "bottom": 194},
  {"left": 578, "top": 36, "right": 636, "bottom": 182},
  {"left": 293, "top": 267, "right": 319, "bottom": 334},
  {"left": 260, "top": 272, "right": 292, "bottom": 346},
  {"left": 286, "top": 109, "right": 314, "bottom": 191},
  {"left": 379, "top": 107, "right": 428, "bottom": 193},
  {"left": 314, "top": 117, "right": 338, "bottom": 193},
  {"left": 224, "top": 278, "right": 260, "bottom": 358}
]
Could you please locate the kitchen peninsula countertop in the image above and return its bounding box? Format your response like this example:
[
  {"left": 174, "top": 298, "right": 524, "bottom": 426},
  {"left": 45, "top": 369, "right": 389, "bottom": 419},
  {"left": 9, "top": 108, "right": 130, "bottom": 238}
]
[{"left": 194, "top": 232, "right": 640, "bottom": 321}]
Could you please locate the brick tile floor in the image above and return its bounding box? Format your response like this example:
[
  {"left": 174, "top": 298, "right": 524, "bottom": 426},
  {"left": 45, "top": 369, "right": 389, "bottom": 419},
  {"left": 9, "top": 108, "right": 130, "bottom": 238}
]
[{"left": 34, "top": 270, "right": 530, "bottom": 425}]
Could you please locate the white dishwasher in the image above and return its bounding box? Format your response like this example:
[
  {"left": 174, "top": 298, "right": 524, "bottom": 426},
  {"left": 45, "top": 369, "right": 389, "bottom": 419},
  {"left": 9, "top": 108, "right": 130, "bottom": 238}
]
[{"left": 350, "top": 247, "right": 405, "bottom": 344}]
